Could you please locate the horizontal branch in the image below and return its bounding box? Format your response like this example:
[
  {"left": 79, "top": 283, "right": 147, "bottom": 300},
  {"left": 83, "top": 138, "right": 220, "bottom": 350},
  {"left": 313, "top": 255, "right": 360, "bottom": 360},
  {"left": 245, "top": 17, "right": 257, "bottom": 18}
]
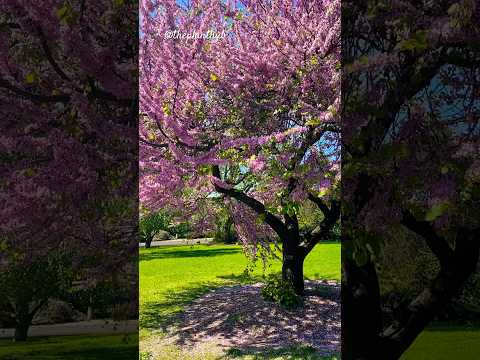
[
  {"left": 0, "top": 78, "right": 70, "bottom": 103},
  {"left": 139, "top": 138, "right": 168, "bottom": 149}
]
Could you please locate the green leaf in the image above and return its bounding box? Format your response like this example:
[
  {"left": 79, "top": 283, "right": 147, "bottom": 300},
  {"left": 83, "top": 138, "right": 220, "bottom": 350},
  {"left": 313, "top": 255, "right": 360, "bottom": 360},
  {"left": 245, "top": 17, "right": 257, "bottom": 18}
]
[
  {"left": 359, "top": 56, "right": 369, "bottom": 65},
  {"left": 55, "top": 4, "right": 69, "bottom": 20},
  {"left": 447, "top": 3, "right": 460, "bottom": 16},
  {"left": 162, "top": 103, "right": 172, "bottom": 116},
  {"left": 425, "top": 201, "right": 450, "bottom": 222},
  {"left": 318, "top": 188, "right": 328, "bottom": 197},
  {"left": 55, "top": 3, "right": 77, "bottom": 25},
  {"left": 395, "top": 31, "right": 428, "bottom": 51},
  {"left": 147, "top": 132, "right": 156, "bottom": 141},
  {"left": 25, "top": 72, "right": 37, "bottom": 84},
  {"left": 257, "top": 213, "right": 266, "bottom": 223},
  {"left": 305, "top": 117, "right": 321, "bottom": 126}
]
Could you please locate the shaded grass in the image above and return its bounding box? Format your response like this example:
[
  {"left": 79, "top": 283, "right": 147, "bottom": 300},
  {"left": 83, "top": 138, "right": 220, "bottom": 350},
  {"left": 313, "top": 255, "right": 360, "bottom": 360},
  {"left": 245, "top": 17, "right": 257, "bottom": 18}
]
[
  {"left": 0, "top": 334, "right": 138, "bottom": 360},
  {"left": 226, "top": 345, "right": 339, "bottom": 359},
  {"left": 401, "top": 324, "right": 480, "bottom": 360},
  {"left": 140, "top": 344, "right": 338, "bottom": 360},
  {"left": 139, "top": 243, "right": 340, "bottom": 338}
]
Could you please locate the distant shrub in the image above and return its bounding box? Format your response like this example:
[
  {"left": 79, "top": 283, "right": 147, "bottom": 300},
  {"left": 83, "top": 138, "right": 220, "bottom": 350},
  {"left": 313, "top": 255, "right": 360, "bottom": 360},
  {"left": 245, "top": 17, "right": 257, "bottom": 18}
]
[{"left": 169, "top": 222, "right": 191, "bottom": 238}]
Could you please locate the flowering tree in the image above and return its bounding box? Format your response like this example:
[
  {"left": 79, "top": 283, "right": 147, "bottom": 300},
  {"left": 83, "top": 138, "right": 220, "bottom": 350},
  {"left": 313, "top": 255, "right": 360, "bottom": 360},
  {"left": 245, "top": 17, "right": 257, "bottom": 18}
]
[
  {"left": 0, "top": 1, "right": 138, "bottom": 340},
  {"left": 342, "top": 1, "right": 480, "bottom": 358},
  {"left": 140, "top": 0, "right": 340, "bottom": 295}
]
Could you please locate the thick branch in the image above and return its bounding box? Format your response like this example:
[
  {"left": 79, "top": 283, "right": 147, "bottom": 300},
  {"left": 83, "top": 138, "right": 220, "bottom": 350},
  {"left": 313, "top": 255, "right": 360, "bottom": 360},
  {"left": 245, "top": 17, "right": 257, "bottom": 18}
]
[
  {"left": 139, "top": 137, "right": 168, "bottom": 149},
  {"left": 303, "top": 196, "right": 340, "bottom": 255},
  {"left": 401, "top": 210, "right": 454, "bottom": 268},
  {"left": 211, "top": 165, "right": 288, "bottom": 238},
  {"left": 307, "top": 193, "right": 332, "bottom": 216}
]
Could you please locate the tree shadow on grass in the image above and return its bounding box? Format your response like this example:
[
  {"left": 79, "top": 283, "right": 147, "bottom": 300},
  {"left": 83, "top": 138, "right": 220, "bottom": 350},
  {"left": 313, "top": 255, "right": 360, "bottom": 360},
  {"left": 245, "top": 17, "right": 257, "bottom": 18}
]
[
  {"left": 140, "top": 280, "right": 232, "bottom": 334},
  {"left": 225, "top": 344, "right": 339, "bottom": 359},
  {"left": 166, "top": 280, "right": 340, "bottom": 356},
  {"left": 140, "top": 272, "right": 258, "bottom": 334},
  {"left": 139, "top": 247, "right": 242, "bottom": 262}
]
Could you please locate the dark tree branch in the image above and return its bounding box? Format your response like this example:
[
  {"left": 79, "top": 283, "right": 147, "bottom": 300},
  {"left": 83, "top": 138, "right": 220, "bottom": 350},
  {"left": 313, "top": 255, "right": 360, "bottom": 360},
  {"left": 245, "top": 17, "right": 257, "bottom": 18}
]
[
  {"left": 211, "top": 165, "right": 288, "bottom": 238},
  {"left": 307, "top": 192, "right": 332, "bottom": 216},
  {"left": 37, "top": 27, "right": 72, "bottom": 82},
  {"left": 0, "top": 78, "right": 70, "bottom": 103},
  {"left": 139, "top": 137, "right": 168, "bottom": 149},
  {"left": 303, "top": 198, "right": 340, "bottom": 255},
  {"left": 401, "top": 209, "right": 455, "bottom": 268}
]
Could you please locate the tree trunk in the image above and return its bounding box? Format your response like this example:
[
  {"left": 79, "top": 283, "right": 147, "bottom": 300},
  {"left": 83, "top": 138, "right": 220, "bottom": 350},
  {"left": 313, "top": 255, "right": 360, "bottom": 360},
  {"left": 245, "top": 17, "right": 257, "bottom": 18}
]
[
  {"left": 342, "top": 228, "right": 480, "bottom": 360},
  {"left": 13, "top": 314, "right": 32, "bottom": 342},
  {"left": 342, "top": 257, "right": 382, "bottom": 360},
  {"left": 145, "top": 236, "right": 152, "bottom": 248},
  {"left": 282, "top": 240, "right": 305, "bottom": 296}
]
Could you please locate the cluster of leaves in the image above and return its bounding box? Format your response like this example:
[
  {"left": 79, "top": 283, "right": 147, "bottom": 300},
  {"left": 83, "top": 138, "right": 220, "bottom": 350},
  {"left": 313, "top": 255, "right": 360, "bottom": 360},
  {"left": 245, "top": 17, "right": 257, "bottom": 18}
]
[
  {"left": 0, "top": 249, "right": 74, "bottom": 324},
  {"left": 262, "top": 273, "right": 303, "bottom": 310},
  {"left": 139, "top": 209, "right": 192, "bottom": 243},
  {"left": 66, "top": 280, "right": 133, "bottom": 319},
  {"left": 139, "top": 211, "right": 172, "bottom": 243}
]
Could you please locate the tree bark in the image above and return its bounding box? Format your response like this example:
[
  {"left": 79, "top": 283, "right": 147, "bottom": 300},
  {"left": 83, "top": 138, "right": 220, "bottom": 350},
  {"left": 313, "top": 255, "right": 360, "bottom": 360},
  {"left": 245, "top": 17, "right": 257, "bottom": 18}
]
[
  {"left": 14, "top": 321, "right": 30, "bottom": 342},
  {"left": 282, "top": 236, "right": 306, "bottom": 296},
  {"left": 342, "top": 228, "right": 480, "bottom": 360},
  {"left": 145, "top": 236, "right": 152, "bottom": 248},
  {"left": 342, "top": 257, "right": 382, "bottom": 360},
  {"left": 13, "top": 309, "right": 33, "bottom": 342}
]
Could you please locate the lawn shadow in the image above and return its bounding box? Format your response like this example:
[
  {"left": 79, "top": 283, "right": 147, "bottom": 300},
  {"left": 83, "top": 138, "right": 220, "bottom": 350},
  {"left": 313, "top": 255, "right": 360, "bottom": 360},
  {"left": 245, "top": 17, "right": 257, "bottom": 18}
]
[
  {"left": 225, "top": 344, "right": 339, "bottom": 359},
  {"left": 140, "top": 273, "right": 257, "bottom": 334},
  {"left": 167, "top": 280, "right": 340, "bottom": 356},
  {"left": 140, "top": 280, "right": 233, "bottom": 333},
  {"left": 139, "top": 247, "right": 242, "bottom": 262}
]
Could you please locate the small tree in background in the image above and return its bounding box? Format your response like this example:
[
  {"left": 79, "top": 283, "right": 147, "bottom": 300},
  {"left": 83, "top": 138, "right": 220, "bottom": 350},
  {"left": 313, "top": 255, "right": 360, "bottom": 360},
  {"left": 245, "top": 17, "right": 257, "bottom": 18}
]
[
  {"left": 0, "top": 248, "right": 73, "bottom": 341},
  {"left": 139, "top": 211, "right": 172, "bottom": 248}
]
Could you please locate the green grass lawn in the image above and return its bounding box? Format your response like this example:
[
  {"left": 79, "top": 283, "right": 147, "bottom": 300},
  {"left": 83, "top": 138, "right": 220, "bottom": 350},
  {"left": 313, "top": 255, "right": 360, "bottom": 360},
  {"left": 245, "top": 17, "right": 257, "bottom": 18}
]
[
  {"left": 0, "top": 334, "right": 138, "bottom": 360},
  {"left": 139, "top": 242, "right": 340, "bottom": 338},
  {"left": 401, "top": 324, "right": 480, "bottom": 360}
]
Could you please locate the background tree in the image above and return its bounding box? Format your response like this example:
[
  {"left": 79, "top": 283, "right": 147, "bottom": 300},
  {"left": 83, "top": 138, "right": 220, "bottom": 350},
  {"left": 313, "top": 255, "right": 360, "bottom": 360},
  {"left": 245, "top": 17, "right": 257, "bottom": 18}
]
[
  {"left": 140, "top": 0, "right": 341, "bottom": 295},
  {"left": 0, "top": 248, "right": 73, "bottom": 341},
  {"left": 139, "top": 210, "right": 172, "bottom": 248}
]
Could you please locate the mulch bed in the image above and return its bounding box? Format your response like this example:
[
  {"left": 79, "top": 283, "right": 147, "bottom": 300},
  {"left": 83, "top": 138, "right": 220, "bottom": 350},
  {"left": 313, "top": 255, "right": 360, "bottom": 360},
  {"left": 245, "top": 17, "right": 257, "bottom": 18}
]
[{"left": 153, "top": 280, "right": 340, "bottom": 357}]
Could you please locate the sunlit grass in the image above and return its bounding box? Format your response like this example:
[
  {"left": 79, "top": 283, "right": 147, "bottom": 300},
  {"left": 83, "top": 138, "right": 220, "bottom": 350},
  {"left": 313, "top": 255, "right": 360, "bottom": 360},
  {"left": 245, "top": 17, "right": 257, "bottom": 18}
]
[
  {"left": 401, "top": 324, "right": 480, "bottom": 360},
  {"left": 139, "top": 243, "right": 340, "bottom": 338}
]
